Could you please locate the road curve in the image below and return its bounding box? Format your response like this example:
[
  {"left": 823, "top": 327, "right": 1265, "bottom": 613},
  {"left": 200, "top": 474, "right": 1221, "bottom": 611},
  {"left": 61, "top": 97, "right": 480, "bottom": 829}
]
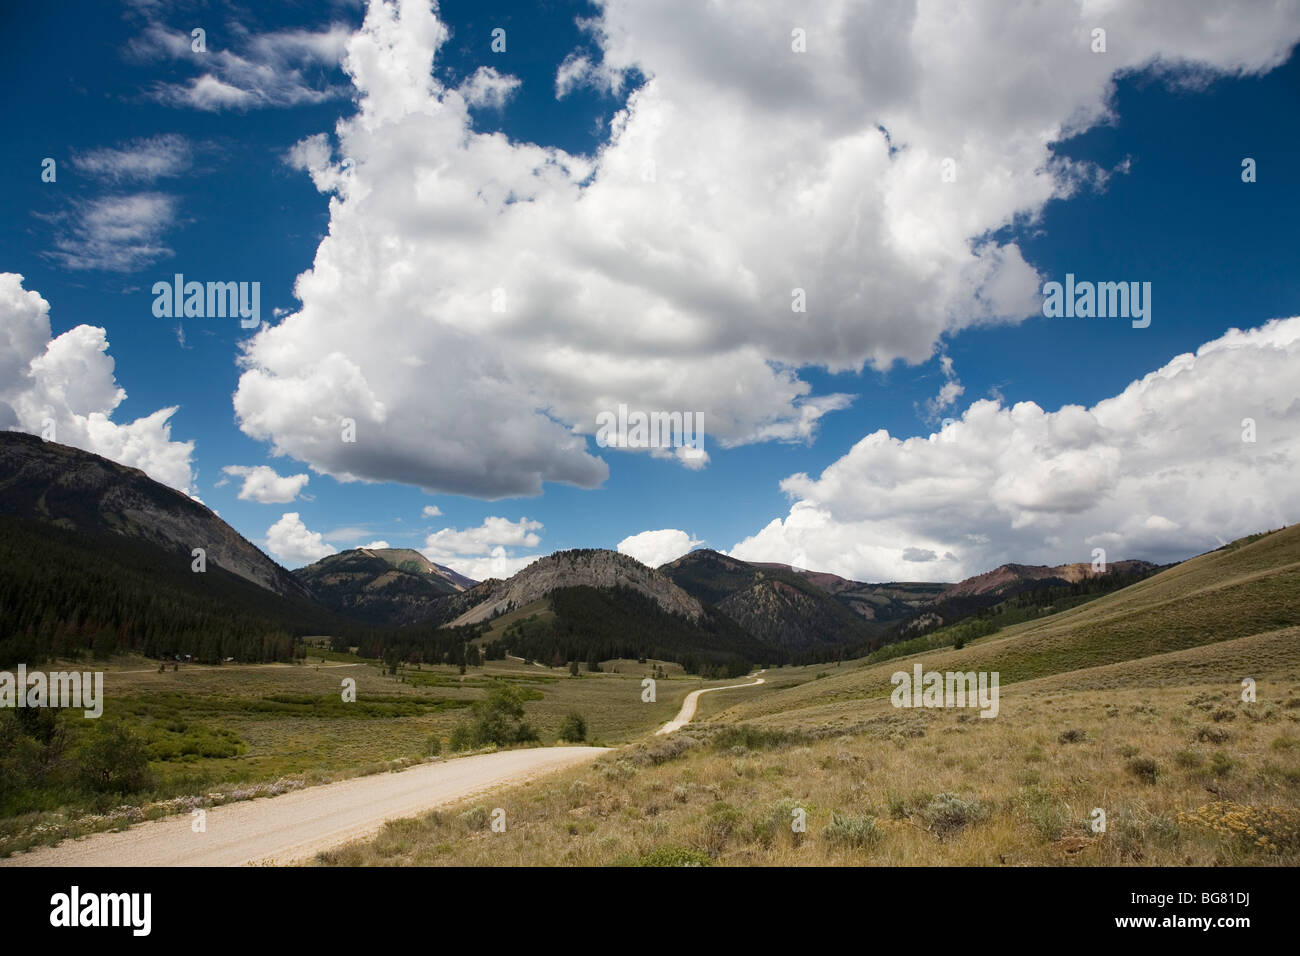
[
  {"left": 2, "top": 746, "right": 607, "bottom": 867},
  {"left": 656, "top": 673, "right": 766, "bottom": 735}
]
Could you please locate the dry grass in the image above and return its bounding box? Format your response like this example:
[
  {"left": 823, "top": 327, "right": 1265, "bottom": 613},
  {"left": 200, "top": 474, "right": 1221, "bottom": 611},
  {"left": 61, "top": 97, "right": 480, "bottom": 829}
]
[
  {"left": 709, "top": 526, "right": 1300, "bottom": 728},
  {"left": 318, "top": 660, "right": 1300, "bottom": 866},
  {"left": 317, "top": 528, "right": 1300, "bottom": 866}
]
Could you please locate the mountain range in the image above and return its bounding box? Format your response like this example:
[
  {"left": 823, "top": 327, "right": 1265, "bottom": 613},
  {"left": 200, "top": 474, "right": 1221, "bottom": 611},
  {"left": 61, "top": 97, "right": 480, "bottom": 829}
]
[{"left": 0, "top": 433, "right": 1166, "bottom": 673}]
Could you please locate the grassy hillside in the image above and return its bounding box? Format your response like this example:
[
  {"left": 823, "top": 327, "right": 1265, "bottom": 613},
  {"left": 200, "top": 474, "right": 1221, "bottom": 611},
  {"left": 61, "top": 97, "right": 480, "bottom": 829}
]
[{"left": 712, "top": 524, "right": 1300, "bottom": 729}]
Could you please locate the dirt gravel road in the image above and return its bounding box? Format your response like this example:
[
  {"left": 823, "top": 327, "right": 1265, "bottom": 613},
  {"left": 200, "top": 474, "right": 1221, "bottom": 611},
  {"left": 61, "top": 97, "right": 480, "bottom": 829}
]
[
  {"left": 656, "top": 673, "right": 766, "bottom": 735},
  {"left": 3, "top": 746, "right": 607, "bottom": 867}
]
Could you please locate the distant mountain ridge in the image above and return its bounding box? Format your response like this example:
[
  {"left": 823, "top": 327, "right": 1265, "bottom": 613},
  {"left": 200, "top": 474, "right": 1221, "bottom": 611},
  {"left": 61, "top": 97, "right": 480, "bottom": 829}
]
[
  {"left": 747, "top": 560, "right": 947, "bottom": 620},
  {"left": 357, "top": 547, "right": 477, "bottom": 591},
  {"left": 0, "top": 432, "right": 310, "bottom": 601},
  {"left": 939, "top": 559, "right": 1159, "bottom": 601},
  {"left": 893, "top": 558, "right": 1165, "bottom": 643},
  {"left": 661, "top": 550, "right": 867, "bottom": 651},
  {"left": 661, "top": 548, "right": 1164, "bottom": 660},
  {"left": 662, "top": 549, "right": 945, "bottom": 653},
  {"left": 0, "top": 431, "right": 1177, "bottom": 675},
  {"left": 293, "top": 547, "right": 477, "bottom": 626},
  {"left": 449, "top": 549, "right": 702, "bottom": 627}
]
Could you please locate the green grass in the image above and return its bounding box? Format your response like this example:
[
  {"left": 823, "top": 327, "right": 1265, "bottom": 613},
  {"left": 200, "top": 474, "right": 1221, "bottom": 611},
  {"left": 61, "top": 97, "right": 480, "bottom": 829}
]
[
  {"left": 474, "top": 599, "right": 556, "bottom": 644},
  {"left": 0, "top": 650, "right": 740, "bottom": 854}
]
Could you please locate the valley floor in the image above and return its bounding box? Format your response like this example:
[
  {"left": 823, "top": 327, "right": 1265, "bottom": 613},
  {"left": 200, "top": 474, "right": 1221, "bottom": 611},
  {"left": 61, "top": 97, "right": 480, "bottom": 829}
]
[
  {"left": 317, "top": 628, "right": 1300, "bottom": 866},
  {"left": 0, "top": 652, "right": 745, "bottom": 857}
]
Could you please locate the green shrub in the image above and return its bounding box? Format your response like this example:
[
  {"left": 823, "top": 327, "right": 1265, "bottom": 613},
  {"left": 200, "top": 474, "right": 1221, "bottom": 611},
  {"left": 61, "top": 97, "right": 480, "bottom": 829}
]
[
  {"left": 144, "top": 723, "right": 244, "bottom": 761},
  {"left": 709, "top": 725, "right": 804, "bottom": 751},
  {"left": 886, "top": 790, "right": 921, "bottom": 820},
  {"left": 1112, "top": 808, "right": 1180, "bottom": 861},
  {"left": 449, "top": 722, "right": 474, "bottom": 752},
  {"left": 0, "top": 709, "right": 68, "bottom": 807},
  {"left": 459, "top": 805, "right": 490, "bottom": 831},
  {"left": 600, "top": 758, "right": 637, "bottom": 781},
  {"left": 74, "top": 721, "right": 153, "bottom": 794},
  {"left": 1020, "top": 786, "right": 1069, "bottom": 842},
  {"left": 558, "top": 712, "right": 587, "bottom": 743},
  {"left": 767, "top": 798, "right": 808, "bottom": 842},
  {"left": 468, "top": 685, "right": 538, "bottom": 747},
  {"left": 628, "top": 845, "right": 711, "bottom": 867},
  {"left": 628, "top": 735, "right": 697, "bottom": 766},
  {"left": 1194, "top": 726, "right": 1231, "bottom": 744},
  {"left": 823, "top": 812, "right": 881, "bottom": 848},
  {"left": 1209, "top": 751, "right": 1233, "bottom": 776},
  {"left": 697, "top": 802, "right": 745, "bottom": 855},
  {"left": 921, "top": 792, "right": 986, "bottom": 838}
]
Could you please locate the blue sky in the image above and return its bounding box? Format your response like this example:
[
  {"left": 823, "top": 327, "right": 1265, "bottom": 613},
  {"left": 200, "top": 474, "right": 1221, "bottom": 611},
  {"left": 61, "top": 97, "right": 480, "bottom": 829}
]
[{"left": 3, "top": 1, "right": 1299, "bottom": 582}]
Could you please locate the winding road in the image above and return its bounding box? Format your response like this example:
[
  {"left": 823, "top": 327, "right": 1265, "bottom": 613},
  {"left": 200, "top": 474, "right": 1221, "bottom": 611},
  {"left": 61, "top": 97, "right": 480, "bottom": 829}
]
[
  {"left": 656, "top": 672, "right": 766, "bottom": 735},
  {"left": 5, "top": 669, "right": 767, "bottom": 866}
]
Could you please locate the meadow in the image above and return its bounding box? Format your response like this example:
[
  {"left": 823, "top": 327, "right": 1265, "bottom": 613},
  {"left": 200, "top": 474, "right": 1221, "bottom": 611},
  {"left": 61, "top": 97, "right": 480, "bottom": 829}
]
[
  {"left": 0, "top": 650, "right": 728, "bottom": 856},
  {"left": 317, "top": 526, "right": 1300, "bottom": 866},
  {"left": 319, "top": 631, "right": 1300, "bottom": 866}
]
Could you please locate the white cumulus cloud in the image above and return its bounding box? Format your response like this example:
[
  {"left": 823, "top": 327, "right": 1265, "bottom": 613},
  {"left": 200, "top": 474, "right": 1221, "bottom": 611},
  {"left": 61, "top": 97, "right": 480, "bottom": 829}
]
[
  {"left": 265, "top": 512, "right": 337, "bottom": 567},
  {"left": 221, "top": 464, "right": 310, "bottom": 503},
  {"left": 230, "top": 0, "right": 1300, "bottom": 499},
  {"left": 421, "top": 516, "right": 545, "bottom": 580},
  {"left": 459, "top": 66, "right": 521, "bottom": 109},
  {"left": 0, "top": 273, "right": 196, "bottom": 494},
  {"left": 730, "top": 317, "right": 1300, "bottom": 582},
  {"left": 617, "top": 528, "right": 703, "bottom": 567}
]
